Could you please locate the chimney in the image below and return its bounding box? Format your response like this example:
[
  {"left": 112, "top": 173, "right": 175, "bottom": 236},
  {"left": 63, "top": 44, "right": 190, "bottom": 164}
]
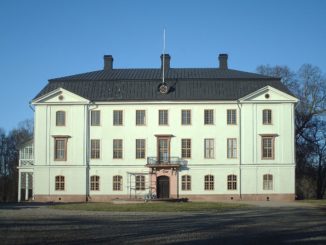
[
  {"left": 218, "top": 53, "right": 228, "bottom": 69},
  {"left": 104, "top": 55, "right": 113, "bottom": 70},
  {"left": 160, "top": 54, "right": 171, "bottom": 70}
]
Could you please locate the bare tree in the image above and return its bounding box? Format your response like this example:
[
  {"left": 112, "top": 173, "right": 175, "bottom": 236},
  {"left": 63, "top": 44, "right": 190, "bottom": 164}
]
[
  {"left": 0, "top": 119, "right": 33, "bottom": 202},
  {"left": 257, "top": 64, "right": 326, "bottom": 199}
]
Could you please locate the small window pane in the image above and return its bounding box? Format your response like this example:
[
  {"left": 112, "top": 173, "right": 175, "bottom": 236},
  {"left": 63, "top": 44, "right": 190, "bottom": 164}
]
[
  {"left": 181, "top": 175, "right": 191, "bottom": 191},
  {"left": 227, "top": 139, "right": 237, "bottom": 158},
  {"left": 181, "top": 139, "right": 191, "bottom": 158},
  {"left": 56, "top": 111, "right": 66, "bottom": 126},
  {"left": 159, "top": 110, "right": 168, "bottom": 125},
  {"left": 263, "top": 110, "right": 272, "bottom": 124},
  {"left": 55, "top": 138, "right": 67, "bottom": 161},
  {"left": 113, "top": 110, "right": 123, "bottom": 125},
  {"left": 181, "top": 110, "right": 191, "bottom": 125},
  {"left": 227, "top": 175, "right": 237, "bottom": 190},
  {"left": 113, "top": 139, "right": 123, "bottom": 159},
  {"left": 204, "top": 139, "right": 214, "bottom": 158},
  {"left": 204, "top": 110, "right": 214, "bottom": 125},
  {"left": 263, "top": 174, "right": 273, "bottom": 190},
  {"left": 55, "top": 176, "right": 65, "bottom": 191},
  {"left": 136, "top": 139, "right": 146, "bottom": 159},
  {"left": 136, "top": 110, "right": 146, "bottom": 125},
  {"left": 91, "top": 111, "right": 100, "bottom": 126},
  {"left": 113, "top": 175, "right": 123, "bottom": 191},
  {"left": 135, "top": 175, "right": 145, "bottom": 190},
  {"left": 90, "top": 175, "right": 100, "bottom": 191},
  {"left": 204, "top": 175, "right": 214, "bottom": 190},
  {"left": 262, "top": 137, "right": 274, "bottom": 159},
  {"left": 91, "top": 139, "right": 100, "bottom": 159},
  {"left": 227, "top": 109, "right": 237, "bottom": 125}
]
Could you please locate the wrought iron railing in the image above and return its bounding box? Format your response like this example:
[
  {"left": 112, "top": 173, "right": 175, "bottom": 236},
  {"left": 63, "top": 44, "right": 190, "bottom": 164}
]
[
  {"left": 147, "top": 157, "right": 187, "bottom": 167},
  {"left": 19, "top": 159, "right": 34, "bottom": 166}
]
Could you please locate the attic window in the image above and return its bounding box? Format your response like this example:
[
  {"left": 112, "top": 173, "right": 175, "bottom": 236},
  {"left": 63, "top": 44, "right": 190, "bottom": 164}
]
[
  {"left": 58, "top": 95, "right": 64, "bottom": 100},
  {"left": 265, "top": 94, "right": 270, "bottom": 99}
]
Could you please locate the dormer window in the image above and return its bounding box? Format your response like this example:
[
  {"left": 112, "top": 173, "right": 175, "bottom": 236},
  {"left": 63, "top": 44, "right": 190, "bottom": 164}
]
[
  {"left": 56, "top": 111, "right": 66, "bottom": 126},
  {"left": 263, "top": 109, "right": 272, "bottom": 125}
]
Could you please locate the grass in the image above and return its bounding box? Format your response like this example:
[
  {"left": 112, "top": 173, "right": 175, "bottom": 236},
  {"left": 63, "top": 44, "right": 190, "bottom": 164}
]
[
  {"left": 299, "top": 199, "right": 326, "bottom": 207},
  {"left": 51, "top": 201, "right": 249, "bottom": 212}
]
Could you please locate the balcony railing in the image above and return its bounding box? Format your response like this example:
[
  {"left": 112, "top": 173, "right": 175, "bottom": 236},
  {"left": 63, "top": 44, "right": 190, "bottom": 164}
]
[
  {"left": 19, "top": 159, "right": 34, "bottom": 166},
  {"left": 147, "top": 157, "right": 187, "bottom": 167}
]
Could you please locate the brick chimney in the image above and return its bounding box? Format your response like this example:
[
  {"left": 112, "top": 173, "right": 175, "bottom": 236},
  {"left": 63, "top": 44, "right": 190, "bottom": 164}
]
[
  {"left": 104, "top": 55, "right": 113, "bottom": 70},
  {"left": 160, "top": 54, "right": 171, "bottom": 70},
  {"left": 218, "top": 54, "right": 228, "bottom": 69}
]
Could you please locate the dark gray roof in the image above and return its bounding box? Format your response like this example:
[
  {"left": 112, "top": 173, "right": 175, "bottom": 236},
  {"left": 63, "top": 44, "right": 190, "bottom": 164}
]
[{"left": 34, "top": 68, "right": 294, "bottom": 101}]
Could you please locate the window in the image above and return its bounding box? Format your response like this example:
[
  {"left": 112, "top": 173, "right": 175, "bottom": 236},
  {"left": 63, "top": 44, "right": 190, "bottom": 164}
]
[
  {"left": 135, "top": 175, "right": 145, "bottom": 190},
  {"left": 263, "top": 109, "right": 272, "bottom": 124},
  {"left": 113, "top": 139, "right": 123, "bottom": 159},
  {"left": 54, "top": 138, "right": 67, "bottom": 161},
  {"left": 181, "top": 139, "right": 191, "bottom": 158},
  {"left": 113, "top": 175, "right": 123, "bottom": 191},
  {"left": 204, "top": 175, "right": 214, "bottom": 190},
  {"left": 204, "top": 110, "right": 214, "bottom": 125},
  {"left": 55, "top": 175, "right": 65, "bottom": 191},
  {"left": 181, "top": 110, "right": 191, "bottom": 125},
  {"left": 227, "top": 138, "right": 237, "bottom": 159},
  {"left": 204, "top": 139, "right": 214, "bottom": 159},
  {"left": 56, "top": 111, "right": 66, "bottom": 126},
  {"left": 263, "top": 174, "right": 273, "bottom": 190},
  {"left": 136, "top": 110, "right": 146, "bottom": 125},
  {"left": 181, "top": 175, "right": 191, "bottom": 191},
  {"left": 159, "top": 110, "right": 168, "bottom": 125},
  {"left": 136, "top": 139, "right": 146, "bottom": 159},
  {"left": 227, "top": 109, "right": 237, "bottom": 125},
  {"left": 113, "top": 110, "right": 123, "bottom": 126},
  {"left": 262, "top": 137, "right": 275, "bottom": 159},
  {"left": 227, "top": 175, "right": 237, "bottom": 190},
  {"left": 91, "top": 139, "right": 100, "bottom": 159},
  {"left": 20, "top": 144, "right": 34, "bottom": 160},
  {"left": 90, "top": 175, "right": 100, "bottom": 191},
  {"left": 91, "top": 110, "right": 100, "bottom": 126}
]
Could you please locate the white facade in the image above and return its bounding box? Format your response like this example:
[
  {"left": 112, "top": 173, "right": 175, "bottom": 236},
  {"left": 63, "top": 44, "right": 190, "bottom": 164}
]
[{"left": 18, "top": 84, "right": 298, "bottom": 202}]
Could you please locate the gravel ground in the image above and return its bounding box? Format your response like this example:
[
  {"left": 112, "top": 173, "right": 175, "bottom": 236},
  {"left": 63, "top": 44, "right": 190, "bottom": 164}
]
[{"left": 0, "top": 202, "right": 325, "bottom": 244}]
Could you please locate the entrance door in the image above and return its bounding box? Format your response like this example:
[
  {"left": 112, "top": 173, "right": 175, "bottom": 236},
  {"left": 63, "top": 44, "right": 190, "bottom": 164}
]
[
  {"left": 157, "top": 176, "right": 170, "bottom": 199},
  {"left": 158, "top": 139, "right": 170, "bottom": 163}
]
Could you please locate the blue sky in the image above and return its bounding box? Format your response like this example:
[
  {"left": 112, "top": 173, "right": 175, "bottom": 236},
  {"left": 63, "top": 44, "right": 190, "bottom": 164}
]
[{"left": 0, "top": 0, "right": 325, "bottom": 132}]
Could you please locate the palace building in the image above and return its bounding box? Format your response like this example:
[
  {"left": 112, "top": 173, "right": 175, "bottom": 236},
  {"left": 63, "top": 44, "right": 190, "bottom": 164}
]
[{"left": 18, "top": 53, "right": 298, "bottom": 202}]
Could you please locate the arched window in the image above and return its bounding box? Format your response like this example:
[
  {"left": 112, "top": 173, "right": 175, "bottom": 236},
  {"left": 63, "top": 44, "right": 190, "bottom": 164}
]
[
  {"left": 227, "top": 175, "right": 237, "bottom": 190},
  {"left": 263, "top": 174, "right": 273, "bottom": 190},
  {"left": 90, "top": 175, "right": 100, "bottom": 191},
  {"left": 181, "top": 175, "right": 191, "bottom": 191},
  {"left": 55, "top": 175, "right": 65, "bottom": 191},
  {"left": 113, "top": 175, "right": 123, "bottom": 191},
  {"left": 262, "top": 109, "right": 272, "bottom": 125},
  {"left": 204, "top": 175, "right": 214, "bottom": 190},
  {"left": 56, "top": 111, "right": 66, "bottom": 126}
]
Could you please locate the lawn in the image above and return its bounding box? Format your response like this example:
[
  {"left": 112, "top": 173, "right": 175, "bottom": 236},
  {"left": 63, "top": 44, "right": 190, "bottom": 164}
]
[
  {"left": 300, "top": 199, "right": 326, "bottom": 207},
  {"left": 51, "top": 201, "right": 249, "bottom": 212}
]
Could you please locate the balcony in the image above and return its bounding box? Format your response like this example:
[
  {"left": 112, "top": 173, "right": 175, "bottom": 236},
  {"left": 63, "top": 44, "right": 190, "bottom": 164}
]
[
  {"left": 19, "top": 159, "right": 34, "bottom": 167},
  {"left": 146, "top": 157, "right": 187, "bottom": 168}
]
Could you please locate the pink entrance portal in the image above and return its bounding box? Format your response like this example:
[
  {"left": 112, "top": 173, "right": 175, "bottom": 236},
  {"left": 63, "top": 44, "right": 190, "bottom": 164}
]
[{"left": 150, "top": 168, "right": 178, "bottom": 198}]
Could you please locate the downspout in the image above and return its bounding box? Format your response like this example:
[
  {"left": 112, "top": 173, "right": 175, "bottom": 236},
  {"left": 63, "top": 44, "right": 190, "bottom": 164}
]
[
  {"left": 237, "top": 100, "right": 242, "bottom": 200},
  {"left": 85, "top": 102, "right": 91, "bottom": 202}
]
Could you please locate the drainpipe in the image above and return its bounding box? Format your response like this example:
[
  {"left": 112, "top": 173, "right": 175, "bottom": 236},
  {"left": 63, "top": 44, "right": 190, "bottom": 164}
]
[
  {"left": 237, "top": 100, "right": 242, "bottom": 200},
  {"left": 85, "top": 102, "right": 91, "bottom": 202}
]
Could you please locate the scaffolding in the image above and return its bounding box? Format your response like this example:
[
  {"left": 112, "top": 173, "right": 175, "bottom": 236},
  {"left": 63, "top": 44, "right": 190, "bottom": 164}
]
[{"left": 127, "top": 171, "right": 156, "bottom": 199}]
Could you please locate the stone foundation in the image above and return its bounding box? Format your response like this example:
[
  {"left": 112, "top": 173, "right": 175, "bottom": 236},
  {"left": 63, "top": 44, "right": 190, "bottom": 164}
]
[
  {"left": 180, "top": 194, "right": 295, "bottom": 202},
  {"left": 34, "top": 195, "right": 86, "bottom": 202},
  {"left": 33, "top": 193, "right": 295, "bottom": 202}
]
